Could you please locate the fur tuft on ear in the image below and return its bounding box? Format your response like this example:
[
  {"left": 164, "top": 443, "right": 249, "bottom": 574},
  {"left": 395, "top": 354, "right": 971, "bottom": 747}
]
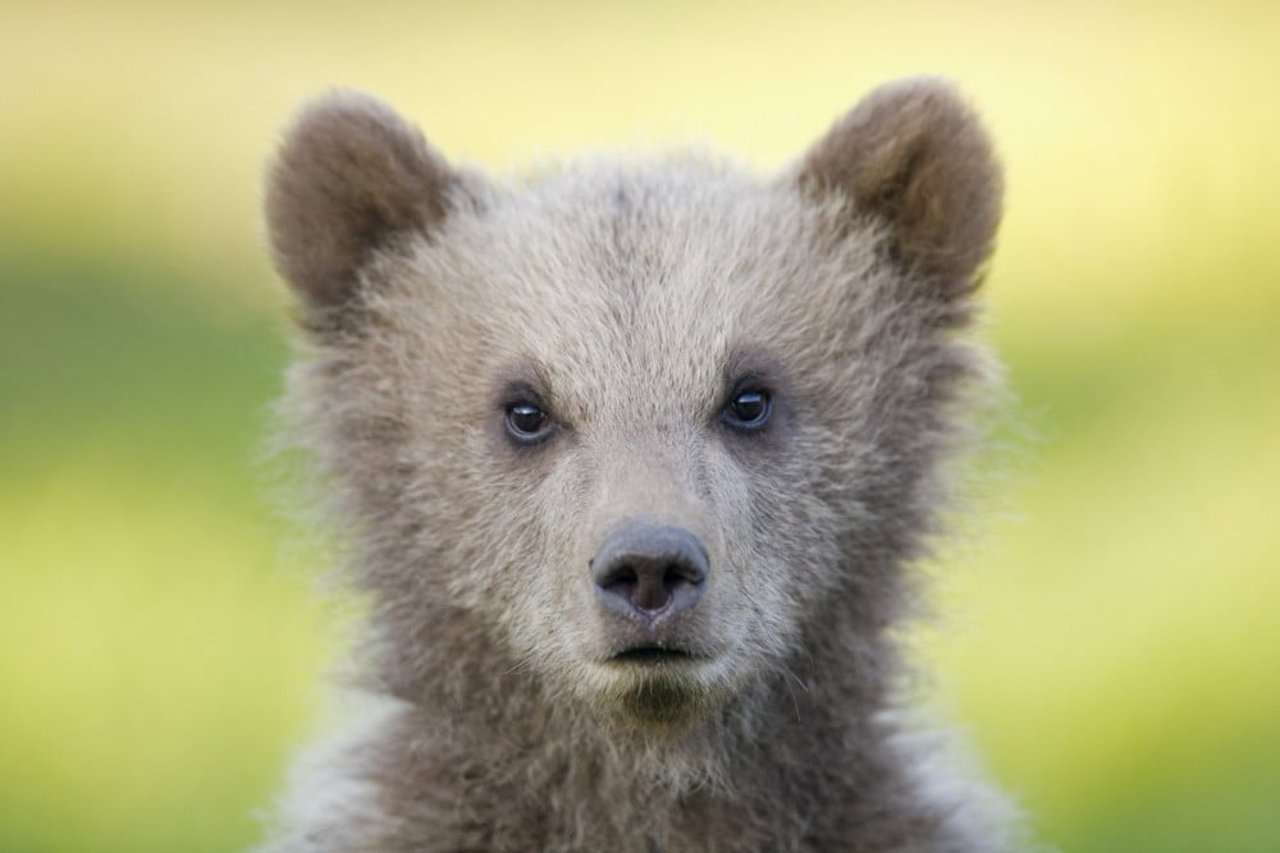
[
  {"left": 265, "top": 90, "right": 457, "bottom": 311},
  {"left": 799, "top": 78, "right": 1003, "bottom": 294}
]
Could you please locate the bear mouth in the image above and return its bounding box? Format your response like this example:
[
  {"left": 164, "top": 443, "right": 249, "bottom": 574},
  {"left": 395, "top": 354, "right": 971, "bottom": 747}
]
[{"left": 609, "top": 646, "right": 697, "bottom": 665}]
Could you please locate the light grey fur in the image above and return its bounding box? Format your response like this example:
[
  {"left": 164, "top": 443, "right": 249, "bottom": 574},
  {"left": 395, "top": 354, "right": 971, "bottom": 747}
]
[{"left": 257, "top": 77, "right": 1021, "bottom": 851}]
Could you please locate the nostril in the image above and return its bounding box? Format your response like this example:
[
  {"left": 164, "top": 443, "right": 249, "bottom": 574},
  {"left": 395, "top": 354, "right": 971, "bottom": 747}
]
[
  {"left": 665, "top": 561, "right": 705, "bottom": 587},
  {"left": 600, "top": 566, "right": 638, "bottom": 599},
  {"left": 598, "top": 563, "right": 670, "bottom": 612}
]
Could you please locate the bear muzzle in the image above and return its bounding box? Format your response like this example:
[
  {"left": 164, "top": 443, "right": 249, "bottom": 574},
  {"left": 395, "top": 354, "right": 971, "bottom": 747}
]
[{"left": 590, "top": 521, "right": 710, "bottom": 662}]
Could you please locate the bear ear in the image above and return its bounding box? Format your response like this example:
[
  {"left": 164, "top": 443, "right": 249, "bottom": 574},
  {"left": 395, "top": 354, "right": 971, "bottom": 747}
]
[
  {"left": 265, "top": 90, "right": 458, "bottom": 313},
  {"left": 798, "top": 78, "right": 1003, "bottom": 296}
]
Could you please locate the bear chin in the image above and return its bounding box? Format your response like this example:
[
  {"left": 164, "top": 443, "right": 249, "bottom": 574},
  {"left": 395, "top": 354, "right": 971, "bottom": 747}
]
[
  {"left": 608, "top": 674, "right": 710, "bottom": 729},
  {"left": 590, "top": 660, "right": 731, "bottom": 731}
]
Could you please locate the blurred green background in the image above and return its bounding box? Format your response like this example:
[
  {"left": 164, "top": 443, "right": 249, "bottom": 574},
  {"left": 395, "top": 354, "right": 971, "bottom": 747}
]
[{"left": 2, "top": 1, "right": 1277, "bottom": 850}]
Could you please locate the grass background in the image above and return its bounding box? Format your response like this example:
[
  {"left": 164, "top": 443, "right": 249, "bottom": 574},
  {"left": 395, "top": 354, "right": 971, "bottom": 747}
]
[{"left": 2, "top": 1, "right": 1277, "bottom": 849}]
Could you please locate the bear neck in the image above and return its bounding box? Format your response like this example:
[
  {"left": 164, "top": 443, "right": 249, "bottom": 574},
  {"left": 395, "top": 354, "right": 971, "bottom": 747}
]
[{"left": 362, "top": 595, "right": 932, "bottom": 849}]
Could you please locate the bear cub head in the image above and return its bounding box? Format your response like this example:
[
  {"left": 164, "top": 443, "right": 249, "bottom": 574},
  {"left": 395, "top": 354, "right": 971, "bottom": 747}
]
[{"left": 267, "top": 79, "right": 1001, "bottom": 732}]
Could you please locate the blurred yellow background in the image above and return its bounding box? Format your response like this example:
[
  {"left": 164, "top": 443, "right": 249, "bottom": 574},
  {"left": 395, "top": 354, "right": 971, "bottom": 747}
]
[{"left": 2, "top": 2, "right": 1277, "bottom": 850}]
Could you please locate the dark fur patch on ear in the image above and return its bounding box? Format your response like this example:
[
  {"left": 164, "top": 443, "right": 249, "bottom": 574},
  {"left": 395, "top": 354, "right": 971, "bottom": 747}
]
[
  {"left": 265, "top": 90, "right": 457, "bottom": 312},
  {"left": 800, "top": 78, "right": 1003, "bottom": 295}
]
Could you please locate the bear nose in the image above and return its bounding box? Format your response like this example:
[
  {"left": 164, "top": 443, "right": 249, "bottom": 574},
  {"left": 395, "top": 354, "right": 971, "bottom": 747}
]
[{"left": 590, "top": 523, "right": 708, "bottom": 619}]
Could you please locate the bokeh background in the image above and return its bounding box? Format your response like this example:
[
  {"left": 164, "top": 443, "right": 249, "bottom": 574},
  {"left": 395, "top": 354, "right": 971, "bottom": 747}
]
[{"left": 2, "top": 1, "right": 1277, "bottom": 850}]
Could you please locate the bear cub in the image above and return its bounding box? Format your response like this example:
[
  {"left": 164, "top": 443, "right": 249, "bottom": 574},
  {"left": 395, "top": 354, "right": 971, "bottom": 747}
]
[{"left": 259, "top": 78, "right": 1018, "bottom": 851}]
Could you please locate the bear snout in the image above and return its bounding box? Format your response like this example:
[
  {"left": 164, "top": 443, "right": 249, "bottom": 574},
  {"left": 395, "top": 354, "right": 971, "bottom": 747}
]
[{"left": 590, "top": 522, "right": 708, "bottom": 628}]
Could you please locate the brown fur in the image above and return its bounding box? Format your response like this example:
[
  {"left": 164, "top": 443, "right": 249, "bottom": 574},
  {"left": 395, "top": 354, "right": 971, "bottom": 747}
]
[{"left": 257, "top": 78, "right": 1020, "bottom": 851}]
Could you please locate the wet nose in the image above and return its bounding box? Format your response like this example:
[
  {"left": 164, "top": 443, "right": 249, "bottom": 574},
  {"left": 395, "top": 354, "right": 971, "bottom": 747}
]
[{"left": 590, "top": 522, "right": 708, "bottom": 620}]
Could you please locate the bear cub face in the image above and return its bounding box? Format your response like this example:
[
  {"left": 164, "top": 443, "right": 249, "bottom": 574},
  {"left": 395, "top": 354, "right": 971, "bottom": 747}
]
[{"left": 267, "top": 79, "right": 1001, "bottom": 733}]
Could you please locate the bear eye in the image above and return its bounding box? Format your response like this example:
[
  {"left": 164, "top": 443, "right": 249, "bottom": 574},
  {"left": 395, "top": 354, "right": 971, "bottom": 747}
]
[
  {"left": 721, "top": 387, "right": 772, "bottom": 431},
  {"left": 505, "top": 401, "right": 554, "bottom": 444}
]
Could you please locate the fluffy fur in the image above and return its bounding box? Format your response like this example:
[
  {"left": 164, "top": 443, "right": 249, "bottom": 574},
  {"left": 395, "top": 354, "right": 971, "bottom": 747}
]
[{"left": 257, "top": 77, "right": 1019, "bottom": 851}]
